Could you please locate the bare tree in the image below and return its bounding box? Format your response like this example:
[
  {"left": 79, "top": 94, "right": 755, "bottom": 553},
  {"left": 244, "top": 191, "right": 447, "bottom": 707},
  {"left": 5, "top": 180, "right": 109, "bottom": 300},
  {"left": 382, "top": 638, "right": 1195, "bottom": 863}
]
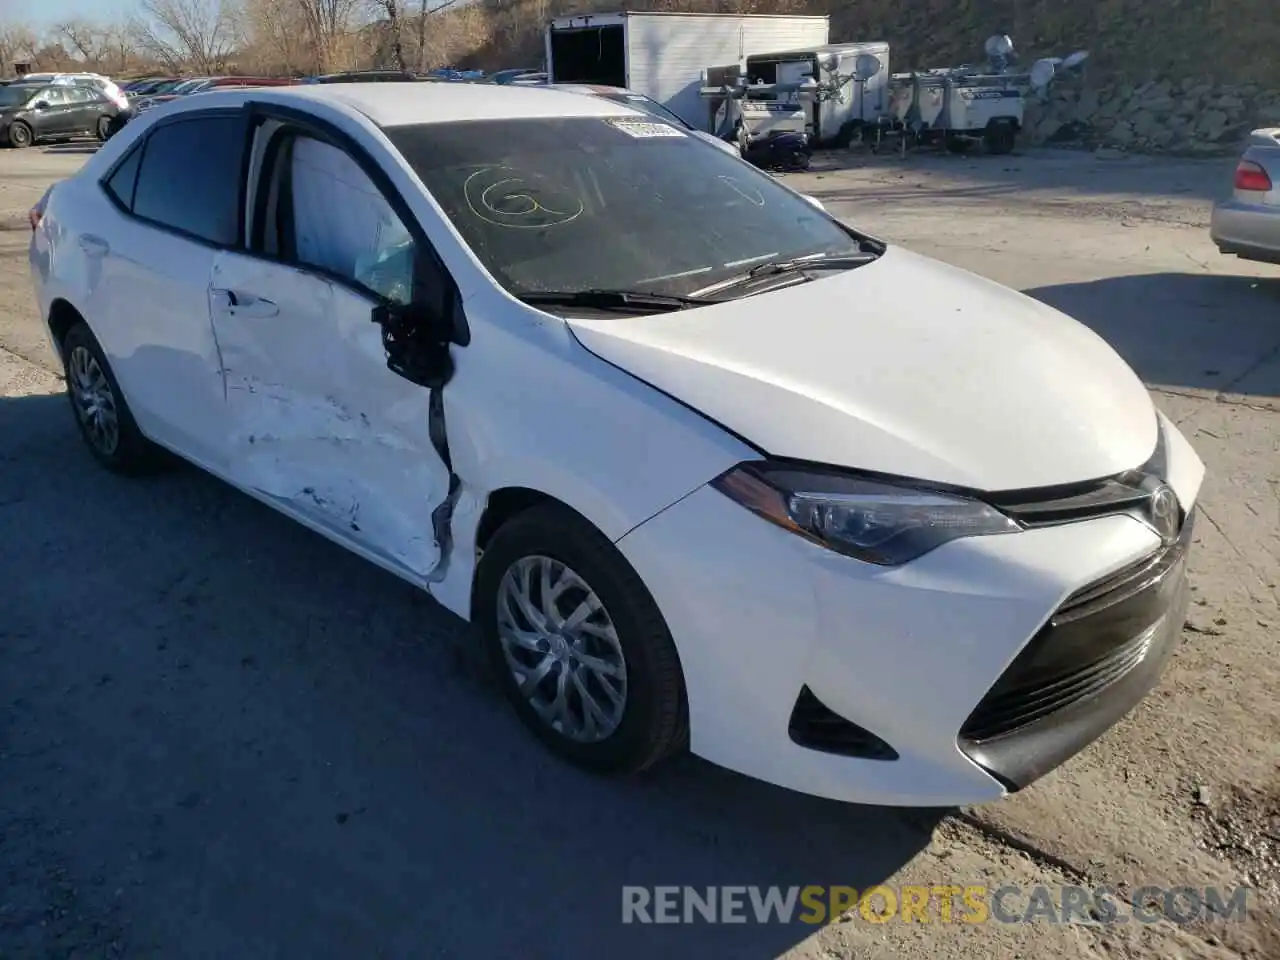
[
  {"left": 129, "top": 0, "right": 243, "bottom": 73},
  {"left": 245, "top": 0, "right": 313, "bottom": 74},
  {"left": 0, "top": 21, "right": 39, "bottom": 71},
  {"left": 367, "top": 0, "right": 405, "bottom": 70},
  {"left": 54, "top": 19, "right": 104, "bottom": 64},
  {"left": 100, "top": 22, "right": 140, "bottom": 75},
  {"left": 297, "top": 0, "right": 361, "bottom": 73}
]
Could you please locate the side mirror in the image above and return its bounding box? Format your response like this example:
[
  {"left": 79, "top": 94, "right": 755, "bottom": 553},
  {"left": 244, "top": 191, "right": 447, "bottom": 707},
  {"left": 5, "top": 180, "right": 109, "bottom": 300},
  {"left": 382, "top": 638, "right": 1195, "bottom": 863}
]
[
  {"left": 371, "top": 299, "right": 455, "bottom": 389},
  {"left": 31, "top": 100, "right": 49, "bottom": 110},
  {"left": 801, "top": 194, "right": 826, "bottom": 212}
]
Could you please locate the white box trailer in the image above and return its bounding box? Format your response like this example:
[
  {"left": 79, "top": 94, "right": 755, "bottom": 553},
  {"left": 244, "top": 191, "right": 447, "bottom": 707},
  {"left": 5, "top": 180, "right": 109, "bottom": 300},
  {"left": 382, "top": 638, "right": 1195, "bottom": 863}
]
[{"left": 545, "top": 11, "right": 829, "bottom": 133}]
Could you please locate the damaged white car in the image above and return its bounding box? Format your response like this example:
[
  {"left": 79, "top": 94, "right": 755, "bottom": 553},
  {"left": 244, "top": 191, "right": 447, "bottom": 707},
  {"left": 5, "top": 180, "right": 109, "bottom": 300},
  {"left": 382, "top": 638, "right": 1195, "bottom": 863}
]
[{"left": 29, "top": 84, "right": 1204, "bottom": 806}]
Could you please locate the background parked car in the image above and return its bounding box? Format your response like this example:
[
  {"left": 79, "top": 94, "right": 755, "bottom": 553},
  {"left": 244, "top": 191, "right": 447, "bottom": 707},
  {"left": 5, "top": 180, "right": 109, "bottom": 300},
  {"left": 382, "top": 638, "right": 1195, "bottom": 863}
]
[
  {"left": 125, "top": 77, "right": 183, "bottom": 96},
  {"left": 490, "top": 67, "right": 543, "bottom": 84},
  {"left": 17, "top": 72, "right": 129, "bottom": 111},
  {"left": 135, "top": 76, "right": 296, "bottom": 113},
  {"left": 304, "top": 70, "right": 419, "bottom": 83},
  {"left": 1210, "top": 127, "right": 1280, "bottom": 265},
  {"left": 0, "top": 81, "right": 124, "bottom": 147}
]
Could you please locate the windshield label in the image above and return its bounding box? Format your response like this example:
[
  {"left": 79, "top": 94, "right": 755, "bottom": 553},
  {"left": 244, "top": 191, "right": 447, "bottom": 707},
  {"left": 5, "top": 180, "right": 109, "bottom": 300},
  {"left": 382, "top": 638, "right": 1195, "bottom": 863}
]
[{"left": 607, "top": 118, "right": 686, "bottom": 138}]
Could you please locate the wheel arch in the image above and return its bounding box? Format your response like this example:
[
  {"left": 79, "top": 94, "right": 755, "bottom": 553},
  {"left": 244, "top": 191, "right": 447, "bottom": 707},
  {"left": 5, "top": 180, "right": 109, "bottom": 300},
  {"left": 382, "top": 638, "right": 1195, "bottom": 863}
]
[
  {"left": 468, "top": 485, "right": 614, "bottom": 621},
  {"left": 47, "top": 297, "right": 86, "bottom": 361}
]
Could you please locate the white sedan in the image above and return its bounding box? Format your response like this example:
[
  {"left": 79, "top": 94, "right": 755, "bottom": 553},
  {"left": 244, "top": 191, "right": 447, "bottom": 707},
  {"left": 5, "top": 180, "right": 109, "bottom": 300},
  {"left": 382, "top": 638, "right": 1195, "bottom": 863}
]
[{"left": 28, "top": 83, "right": 1204, "bottom": 806}]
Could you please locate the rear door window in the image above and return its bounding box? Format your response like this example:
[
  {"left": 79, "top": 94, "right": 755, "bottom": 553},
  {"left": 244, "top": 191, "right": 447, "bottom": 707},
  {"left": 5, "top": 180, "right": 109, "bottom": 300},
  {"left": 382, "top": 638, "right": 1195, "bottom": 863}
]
[{"left": 130, "top": 115, "right": 244, "bottom": 246}]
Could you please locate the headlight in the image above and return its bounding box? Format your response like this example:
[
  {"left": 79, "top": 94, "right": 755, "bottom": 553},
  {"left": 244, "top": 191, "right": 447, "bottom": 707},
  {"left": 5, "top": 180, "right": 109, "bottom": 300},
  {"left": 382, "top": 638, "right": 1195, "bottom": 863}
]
[{"left": 711, "top": 462, "right": 1020, "bottom": 566}]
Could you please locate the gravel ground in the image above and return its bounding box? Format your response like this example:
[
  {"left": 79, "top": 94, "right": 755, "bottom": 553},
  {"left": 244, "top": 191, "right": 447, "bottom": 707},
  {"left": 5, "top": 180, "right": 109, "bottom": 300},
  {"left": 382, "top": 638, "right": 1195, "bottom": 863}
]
[{"left": 1, "top": 141, "right": 1278, "bottom": 960}]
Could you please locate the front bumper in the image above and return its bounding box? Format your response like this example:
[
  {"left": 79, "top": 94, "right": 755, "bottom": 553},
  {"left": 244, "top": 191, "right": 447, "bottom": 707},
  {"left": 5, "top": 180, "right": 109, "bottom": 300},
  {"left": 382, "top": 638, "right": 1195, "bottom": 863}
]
[
  {"left": 1210, "top": 199, "right": 1280, "bottom": 264},
  {"left": 957, "top": 511, "right": 1192, "bottom": 790},
  {"left": 616, "top": 425, "right": 1202, "bottom": 807}
]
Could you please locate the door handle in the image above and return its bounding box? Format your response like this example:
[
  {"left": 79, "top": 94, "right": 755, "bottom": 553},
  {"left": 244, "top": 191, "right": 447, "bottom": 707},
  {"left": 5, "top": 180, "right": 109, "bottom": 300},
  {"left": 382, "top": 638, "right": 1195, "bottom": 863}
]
[
  {"left": 239, "top": 298, "right": 278, "bottom": 318},
  {"left": 211, "top": 288, "right": 278, "bottom": 318},
  {"left": 78, "top": 234, "right": 109, "bottom": 257}
]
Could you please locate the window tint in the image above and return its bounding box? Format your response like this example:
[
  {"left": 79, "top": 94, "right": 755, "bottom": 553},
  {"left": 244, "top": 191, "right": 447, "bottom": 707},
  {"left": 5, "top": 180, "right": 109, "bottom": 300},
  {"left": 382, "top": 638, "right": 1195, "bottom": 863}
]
[
  {"left": 287, "top": 135, "right": 417, "bottom": 305},
  {"left": 132, "top": 115, "right": 243, "bottom": 245},
  {"left": 103, "top": 144, "right": 142, "bottom": 209}
]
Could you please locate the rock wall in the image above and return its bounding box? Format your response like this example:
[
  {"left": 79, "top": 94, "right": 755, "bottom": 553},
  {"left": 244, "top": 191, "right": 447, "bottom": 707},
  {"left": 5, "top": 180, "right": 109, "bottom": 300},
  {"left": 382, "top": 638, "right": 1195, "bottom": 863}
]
[{"left": 1023, "top": 79, "right": 1280, "bottom": 154}]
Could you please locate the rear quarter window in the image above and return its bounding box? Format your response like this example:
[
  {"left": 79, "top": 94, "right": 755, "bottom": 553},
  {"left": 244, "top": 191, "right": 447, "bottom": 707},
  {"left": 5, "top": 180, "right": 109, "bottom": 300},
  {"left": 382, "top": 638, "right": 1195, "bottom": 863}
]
[{"left": 103, "top": 142, "right": 142, "bottom": 209}]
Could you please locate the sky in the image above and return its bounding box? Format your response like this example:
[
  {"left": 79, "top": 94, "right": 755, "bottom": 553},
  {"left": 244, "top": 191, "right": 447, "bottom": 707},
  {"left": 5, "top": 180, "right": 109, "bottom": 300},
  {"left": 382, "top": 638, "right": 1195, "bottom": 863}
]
[{"left": 14, "top": 0, "right": 138, "bottom": 31}]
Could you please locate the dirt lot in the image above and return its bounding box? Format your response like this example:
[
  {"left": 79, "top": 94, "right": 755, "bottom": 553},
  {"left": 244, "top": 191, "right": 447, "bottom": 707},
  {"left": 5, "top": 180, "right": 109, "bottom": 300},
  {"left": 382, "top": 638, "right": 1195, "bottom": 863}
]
[{"left": 2, "top": 141, "right": 1278, "bottom": 960}]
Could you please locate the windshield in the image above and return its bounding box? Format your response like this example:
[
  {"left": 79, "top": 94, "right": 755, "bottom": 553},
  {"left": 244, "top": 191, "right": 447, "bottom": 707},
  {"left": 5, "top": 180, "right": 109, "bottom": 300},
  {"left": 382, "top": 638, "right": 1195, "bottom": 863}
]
[
  {"left": 0, "top": 84, "right": 42, "bottom": 108},
  {"left": 171, "top": 79, "right": 208, "bottom": 94},
  {"left": 384, "top": 117, "right": 861, "bottom": 299},
  {"left": 602, "top": 93, "right": 691, "bottom": 130}
]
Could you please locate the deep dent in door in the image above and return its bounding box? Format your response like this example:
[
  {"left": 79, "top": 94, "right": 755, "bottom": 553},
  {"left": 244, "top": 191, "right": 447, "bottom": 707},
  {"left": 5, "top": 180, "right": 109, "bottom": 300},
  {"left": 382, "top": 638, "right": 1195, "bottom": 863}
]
[
  {"left": 211, "top": 261, "right": 453, "bottom": 581},
  {"left": 225, "top": 366, "right": 443, "bottom": 577}
]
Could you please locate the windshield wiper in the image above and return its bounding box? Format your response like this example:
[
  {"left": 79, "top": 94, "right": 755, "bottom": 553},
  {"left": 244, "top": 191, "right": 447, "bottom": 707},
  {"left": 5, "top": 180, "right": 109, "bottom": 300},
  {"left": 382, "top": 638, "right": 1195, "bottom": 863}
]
[
  {"left": 517, "top": 289, "right": 713, "bottom": 314},
  {"left": 690, "top": 252, "right": 881, "bottom": 299}
]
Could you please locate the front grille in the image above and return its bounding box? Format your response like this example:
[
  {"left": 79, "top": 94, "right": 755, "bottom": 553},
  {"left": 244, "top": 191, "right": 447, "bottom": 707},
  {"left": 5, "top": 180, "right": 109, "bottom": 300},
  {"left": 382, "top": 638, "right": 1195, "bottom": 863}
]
[
  {"left": 960, "top": 512, "right": 1193, "bottom": 745},
  {"left": 788, "top": 686, "right": 898, "bottom": 760},
  {"left": 988, "top": 476, "right": 1153, "bottom": 527},
  {"left": 960, "top": 625, "right": 1158, "bottom": 741}
]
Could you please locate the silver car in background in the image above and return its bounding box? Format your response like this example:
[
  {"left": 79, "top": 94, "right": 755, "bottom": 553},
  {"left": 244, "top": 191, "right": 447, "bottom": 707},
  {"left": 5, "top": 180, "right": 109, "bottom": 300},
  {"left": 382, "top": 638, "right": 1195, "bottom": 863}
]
[{"left": 1211, "top": 127, "right": 1280, "bottom": 265}]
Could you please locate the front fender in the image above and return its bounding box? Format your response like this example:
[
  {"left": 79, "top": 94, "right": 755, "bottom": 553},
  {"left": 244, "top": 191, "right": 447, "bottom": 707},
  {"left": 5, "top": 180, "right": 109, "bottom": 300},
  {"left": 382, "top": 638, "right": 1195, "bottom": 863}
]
[{"left": 423, "top": 292, "right": 755, "bottom": 619}]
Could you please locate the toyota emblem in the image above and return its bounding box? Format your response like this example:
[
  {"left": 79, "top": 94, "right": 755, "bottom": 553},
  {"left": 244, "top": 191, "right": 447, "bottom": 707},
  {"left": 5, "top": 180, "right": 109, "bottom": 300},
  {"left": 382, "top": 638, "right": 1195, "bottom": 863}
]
[{"left": 1147, "top": 483, "right": 1180, "bottom": 545}]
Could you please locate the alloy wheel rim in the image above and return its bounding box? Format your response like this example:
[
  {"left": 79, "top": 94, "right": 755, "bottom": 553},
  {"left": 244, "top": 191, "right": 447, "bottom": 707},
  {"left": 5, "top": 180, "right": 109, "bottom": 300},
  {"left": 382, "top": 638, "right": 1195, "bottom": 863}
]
[
  {"left": 496, "top": 555, "right": 628, "bottom": 743},
  {"left": 12, "top": 125, "right": 29, "bottom": 145},
  {"left": 68, "top": 346, "right": 119, "bottom": 455}
]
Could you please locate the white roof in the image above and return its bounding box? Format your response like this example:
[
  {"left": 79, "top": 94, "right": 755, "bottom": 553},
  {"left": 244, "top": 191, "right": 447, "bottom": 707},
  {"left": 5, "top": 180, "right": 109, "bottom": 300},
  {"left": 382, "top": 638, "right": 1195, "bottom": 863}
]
[{"left": 172, "top": 82, "right": 642, "bottom": 128}]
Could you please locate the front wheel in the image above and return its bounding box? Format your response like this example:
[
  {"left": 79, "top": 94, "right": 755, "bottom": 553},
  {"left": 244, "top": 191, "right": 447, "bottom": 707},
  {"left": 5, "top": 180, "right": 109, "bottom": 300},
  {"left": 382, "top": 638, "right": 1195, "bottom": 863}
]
[
  {"left": 6, "top": 120, "right": 32, "bottom": 148},
  {"left": 785, "top": 150, "right": 811, "bottom": 171},
  {"left": 475, "top": 503, "right": 688, "bottom": 774}
]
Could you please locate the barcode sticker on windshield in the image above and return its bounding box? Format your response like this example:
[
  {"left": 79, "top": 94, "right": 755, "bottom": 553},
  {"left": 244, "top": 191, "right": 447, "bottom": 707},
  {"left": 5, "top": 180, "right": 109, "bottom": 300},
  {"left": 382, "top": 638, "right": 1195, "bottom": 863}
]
[{"left": 607, "top": 118, "right": 686, "bottom": 138}]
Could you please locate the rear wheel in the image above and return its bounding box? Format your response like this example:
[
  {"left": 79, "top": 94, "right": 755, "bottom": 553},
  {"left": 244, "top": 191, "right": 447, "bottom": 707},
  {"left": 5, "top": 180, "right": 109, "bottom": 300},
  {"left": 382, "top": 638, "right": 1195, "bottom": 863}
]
[
  {"left": 61, "top": 322, "right": 165, "bottom": 474},
  {"left": 6, "top": 120, "right": 32, "bottom": 149},
  {"left": 984, "top": 120, "right": 1017, "bottom": 155},
  {"left": 475, "top": 503, "right": 688, "bottom": 774},
  {"left": 835, "top": 120, "right": 860, "bottom": 149}
]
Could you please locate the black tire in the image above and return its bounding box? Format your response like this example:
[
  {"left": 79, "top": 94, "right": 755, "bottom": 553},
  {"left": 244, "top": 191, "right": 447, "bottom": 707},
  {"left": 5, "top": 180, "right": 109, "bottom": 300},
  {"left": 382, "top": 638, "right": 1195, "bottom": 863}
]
[
  {"left": 61, "top": 322, "right": 165, "bottom": 475},
  {"left": 984, "top": 121, "right": 1016, "bottom": 155},
  {"left": 475, "top": 503, "right": 688, "bottom": 774},
  {"left": 6, "top": 120, "right": 32, "bottom": 149},
  {"left": 834, "top": 121, "right": 859, "bottom": 149},
  {"left": 96, "top": 115, "right": 113, "bottom": 141}
]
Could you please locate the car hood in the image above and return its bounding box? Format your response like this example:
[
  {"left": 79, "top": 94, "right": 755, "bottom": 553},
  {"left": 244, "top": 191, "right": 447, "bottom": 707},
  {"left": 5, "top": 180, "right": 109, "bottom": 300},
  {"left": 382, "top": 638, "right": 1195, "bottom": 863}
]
[{"left": 566, "top": 246, "right": 1157, "bottom": 491}]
